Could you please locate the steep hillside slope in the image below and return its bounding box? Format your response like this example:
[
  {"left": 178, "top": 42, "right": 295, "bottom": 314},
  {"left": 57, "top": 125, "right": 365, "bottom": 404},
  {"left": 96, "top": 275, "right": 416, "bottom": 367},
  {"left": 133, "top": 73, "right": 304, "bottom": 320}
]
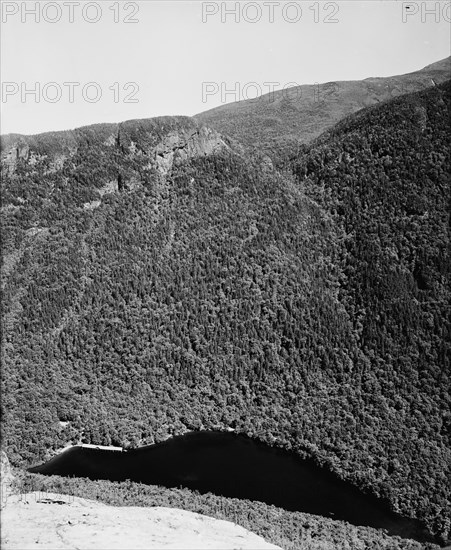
[
  {"left": 195, "top": 57, "right": 450, "bottom": 160},
  {"left": 1, "top": 83, "right": 450, "bottom": 543},
  {"left": 292, "top": 80, "right": 451, "bottom": 542},
  {"left": 2, "top": 116, "right": 350, "bottom": 464}
]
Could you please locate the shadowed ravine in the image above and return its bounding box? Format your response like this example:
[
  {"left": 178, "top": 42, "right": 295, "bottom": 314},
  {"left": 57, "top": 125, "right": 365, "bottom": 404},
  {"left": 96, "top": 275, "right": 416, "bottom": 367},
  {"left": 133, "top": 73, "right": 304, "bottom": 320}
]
[{"left": 28, "top": 431, "right": 434, "bottom": 543}]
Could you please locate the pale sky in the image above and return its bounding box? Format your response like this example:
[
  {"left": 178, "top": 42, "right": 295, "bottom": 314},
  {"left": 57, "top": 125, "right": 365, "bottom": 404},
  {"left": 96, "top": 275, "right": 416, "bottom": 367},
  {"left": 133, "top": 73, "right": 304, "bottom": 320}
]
[{"left": 1, "top": 0, "right": 450, "bottom": 135}]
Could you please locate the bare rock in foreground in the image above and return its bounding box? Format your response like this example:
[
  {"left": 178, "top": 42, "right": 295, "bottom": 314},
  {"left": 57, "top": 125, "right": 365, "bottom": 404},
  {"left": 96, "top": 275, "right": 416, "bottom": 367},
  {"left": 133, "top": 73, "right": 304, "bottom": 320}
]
[{"left": 1, "top": 492, "right": 281, "bottom": 550}]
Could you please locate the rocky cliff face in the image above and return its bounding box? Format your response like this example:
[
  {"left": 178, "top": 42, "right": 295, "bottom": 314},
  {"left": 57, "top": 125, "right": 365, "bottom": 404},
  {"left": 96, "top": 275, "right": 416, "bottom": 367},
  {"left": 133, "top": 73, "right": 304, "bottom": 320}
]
[
  {"left": 153, "top": 126, "right": 230, "bottom": 175},
  {"left": 1, "top": 118, "right": 232, "bottom": 181},
  {"left": 0, "top": 117, "right": 235, "bottom": 222}
]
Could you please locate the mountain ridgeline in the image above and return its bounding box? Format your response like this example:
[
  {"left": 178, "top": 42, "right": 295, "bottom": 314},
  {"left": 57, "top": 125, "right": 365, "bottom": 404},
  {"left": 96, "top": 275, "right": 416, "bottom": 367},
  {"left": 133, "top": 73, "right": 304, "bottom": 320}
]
[
  {"left": 195, "top": 57, "right": 451, "bottom": 162},
  {"left": 1, "top": 75, "right": 450, "bottom": 543}
]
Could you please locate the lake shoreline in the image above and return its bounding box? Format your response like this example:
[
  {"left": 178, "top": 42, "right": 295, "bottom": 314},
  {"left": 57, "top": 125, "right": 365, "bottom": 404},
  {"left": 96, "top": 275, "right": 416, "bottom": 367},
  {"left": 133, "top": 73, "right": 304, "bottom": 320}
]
[{"left": 28, "top": 430, "right": 436, "bottom": 545}]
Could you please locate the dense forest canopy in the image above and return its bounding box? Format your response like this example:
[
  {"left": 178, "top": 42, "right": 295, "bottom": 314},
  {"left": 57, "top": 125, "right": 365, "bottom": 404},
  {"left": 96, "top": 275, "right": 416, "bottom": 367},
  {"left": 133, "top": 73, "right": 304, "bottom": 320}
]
[{"left": 1, "top": 79, "right": 450, "bottom": 543}]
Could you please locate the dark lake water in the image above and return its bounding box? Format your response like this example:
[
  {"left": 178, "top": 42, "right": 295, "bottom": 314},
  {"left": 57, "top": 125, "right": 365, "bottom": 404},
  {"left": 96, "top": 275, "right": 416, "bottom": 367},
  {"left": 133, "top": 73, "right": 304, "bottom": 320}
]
[{"left": 29, "top": 430, "right": 432, "bottom": 543}]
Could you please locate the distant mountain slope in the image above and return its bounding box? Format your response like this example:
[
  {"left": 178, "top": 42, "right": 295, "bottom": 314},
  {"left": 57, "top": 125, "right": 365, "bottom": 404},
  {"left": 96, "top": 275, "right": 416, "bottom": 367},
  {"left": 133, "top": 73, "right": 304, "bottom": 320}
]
[
  {"left": 1, "top": 82, "right": 450, "bottom": 544},
  {"left": 195, "top": 57, "right": 451, "bottom": 159}
]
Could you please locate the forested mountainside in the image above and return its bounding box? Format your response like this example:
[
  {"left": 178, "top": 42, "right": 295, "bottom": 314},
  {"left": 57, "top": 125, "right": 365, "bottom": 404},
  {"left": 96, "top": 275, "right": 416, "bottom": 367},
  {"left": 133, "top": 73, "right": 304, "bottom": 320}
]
[
  {"left": 195, "top": 57, "right": 451, "bottom": 161},
  {"left": 291, "top": 81, "right": 451, "bottom": 542},
  {"left": 1, "top": 82, "right": 450, "bottom": 543}
]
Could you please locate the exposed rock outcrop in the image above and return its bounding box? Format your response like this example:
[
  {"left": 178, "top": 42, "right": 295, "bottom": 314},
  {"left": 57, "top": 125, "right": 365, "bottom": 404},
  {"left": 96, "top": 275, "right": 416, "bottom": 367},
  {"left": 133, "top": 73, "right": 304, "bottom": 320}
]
[
  {"left": 1, "top": 118, "right": 233, "bottom": 203},
  {"left": 1, "top": 492, "right": 281, "bottom": 549},
  {"left": 153, "top": 126, "right": 229, "bottom": 175}
]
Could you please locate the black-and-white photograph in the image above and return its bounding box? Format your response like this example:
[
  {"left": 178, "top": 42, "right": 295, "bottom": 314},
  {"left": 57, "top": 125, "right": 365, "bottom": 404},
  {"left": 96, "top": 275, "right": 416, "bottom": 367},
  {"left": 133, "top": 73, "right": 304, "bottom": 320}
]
[{"left": 1, "top": 1, "right": 450, "bottom": 548}]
